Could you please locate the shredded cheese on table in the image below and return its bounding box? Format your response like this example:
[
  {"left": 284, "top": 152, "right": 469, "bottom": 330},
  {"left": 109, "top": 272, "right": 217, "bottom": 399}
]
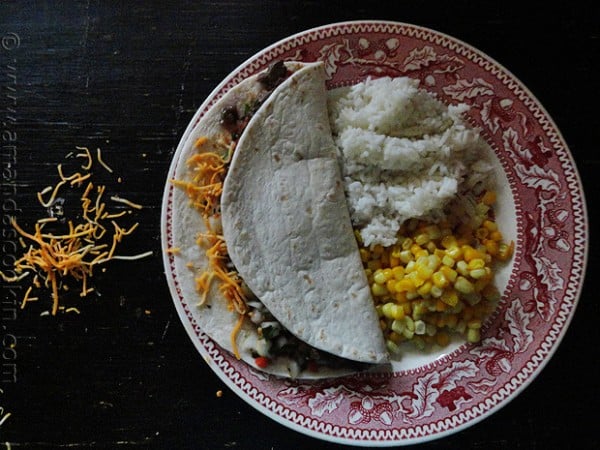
[
  {"left": 110, "top": 195, "right": 143, "bottom": 210},
  {"left": 96, "top": 147, "right": 114, "bottom": 173},
  {"left": 4, "top": 148, "right": 151, "bottom": 315},
  {"left": 75, "top": 146, "right": 93, "bottom": 170}
]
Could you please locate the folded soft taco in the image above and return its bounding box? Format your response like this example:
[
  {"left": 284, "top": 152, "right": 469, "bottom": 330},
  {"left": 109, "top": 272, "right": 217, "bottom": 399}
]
[{"left": 169, "top": 61, "right": 388, "bottom": 378}]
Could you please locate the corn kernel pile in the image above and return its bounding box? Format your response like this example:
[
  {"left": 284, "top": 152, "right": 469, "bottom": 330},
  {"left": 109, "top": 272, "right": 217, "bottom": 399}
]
[{"left": 358, "top": 191, "right": 514, "bottom": 354}]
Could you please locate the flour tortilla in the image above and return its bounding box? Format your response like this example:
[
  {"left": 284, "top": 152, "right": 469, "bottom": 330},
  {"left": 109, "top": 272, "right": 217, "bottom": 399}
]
[{"left": 221, "top": 62, "right": 388, "bottom": 364}]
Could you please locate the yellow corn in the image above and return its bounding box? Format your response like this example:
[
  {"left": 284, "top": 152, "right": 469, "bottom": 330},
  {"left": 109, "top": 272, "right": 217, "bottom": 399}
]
[
  {"left": 483, "top": 220, "right": 497, "bottom": 231},
  {"left": 359, "top": 248, "right": 370, "bottom": 262},
  {"left": 481, "top": 190, "right": 496, "bottom": 205},
  {"left": 432, "top": 271, "right": 449, "bottom": 288},
  {"left": 381, "top": 302, "right": 405, "bottom": 320},
  {"left": 470, "top": 268, "right": 488, "bottom": 279},
  {"left": 386, "top": 278, "right": 397, "bottom": 293},
  {"left": 467, "top": 327, "right": 481, "bottom": 343},
  {"left": 456, "top": 260, "right": 469, "bottom": 276},
  {"left": 445, "top": 245, "right": 463, "bottom": 260},
  {"left": 395, "top": 291, "right": 408, "bottom": 303},
  {"left": 424, "top": 225, "right": 441, "bottom": 240},
  {"left": 414, "top": 233, "right": 430, "bottom": 246},
  {"left": 441, "top": 289, "right": 459, "bottom": 307},
  {"left": 391, "top": 266, "right": 405, "bottom": 280},
  {"left": 373, "top": 269, "right": 387, "bottom": 285},
  {"left": 489, "top": 230, "right": 503, "bottom": 242},
  {"left": 401, "top": 237, "right": 413, "bottom": 250},
  {"left": 371, "top": 283, "right": 388, "bottom": 297},
  {"left": 483, "top": 239, "right": 499, "bottom": 256},
  {"left": 413, "top": 275, "right": 427, "bottom": 289},
  {"left": 439, "top": 265, "right": 458, "bottom": 282},
  {"left": 395, "top": 278, "right": 415, "bottom": 292},
  {"left": 435, "top": 298, "right": 447, "bottom": 311},
  {"left": 399, "top": 250, "right": 413, "bottom": 263},
  {"left": 467, "top": 258, "right": 485, "bottom": 270},
  {"left": 415, "top": 249, "right": 429, "bottom": 259},
  {"left": 417, "top": 264, "right": 434, "bottom": 280},
  {"left": 417, "top": 281, "right": 433, "bottom": 297},
  {"left": 454, "top": 276, "right": 475, "bottom": 294},
  {"left": 467, "top": 319, "right": 482, "bottom": 329},
  {"left": 441, "top": 235, "right": 457, "bottom": 249},
  {"left": 430, "top": 285, "right": 444, "bottom": 298},
  {"left": 356, "top": 208, "right": 513, "bottom": 350},
  {"left": 475, "top": 227, "right": 489, "bottom": 240},
  {"left": 386, "top": 339, "right": 401, "bottom": 354},
  {"left": 463, "top": 245, "right": 484, "bottom": 262},
  {"left": 498, "top": 241, "right": 514, "bottom": 261},
  {"left": 442, "top": 254, "right": 455, "bottom": 267}
]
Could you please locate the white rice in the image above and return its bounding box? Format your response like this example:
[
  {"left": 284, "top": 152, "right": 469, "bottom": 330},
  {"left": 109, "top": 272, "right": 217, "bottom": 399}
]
[{"left": 328, "top": 77, "right": 494, "bottom": 247}]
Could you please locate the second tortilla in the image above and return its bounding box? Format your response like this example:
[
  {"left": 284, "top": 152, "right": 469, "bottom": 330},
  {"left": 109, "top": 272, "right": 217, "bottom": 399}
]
[{"left": 221, "top": 62, "right": 388, "bottom": 364}]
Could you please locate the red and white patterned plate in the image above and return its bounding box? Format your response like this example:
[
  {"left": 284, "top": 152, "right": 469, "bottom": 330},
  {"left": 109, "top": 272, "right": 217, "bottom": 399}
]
[{"left": 161, "top": 21, "right": 588, "bottom": 446}]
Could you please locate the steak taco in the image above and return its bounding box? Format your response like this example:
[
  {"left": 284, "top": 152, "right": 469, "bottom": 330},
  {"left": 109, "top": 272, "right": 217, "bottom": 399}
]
[{"left": 168, "top": 61, "right": 388, "bottom": 378}]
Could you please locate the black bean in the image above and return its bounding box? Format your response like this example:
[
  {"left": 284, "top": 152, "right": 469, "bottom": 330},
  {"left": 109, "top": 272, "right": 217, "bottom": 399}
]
[{"left": 258, "top": 60, "right": 288, "bottom": 90}]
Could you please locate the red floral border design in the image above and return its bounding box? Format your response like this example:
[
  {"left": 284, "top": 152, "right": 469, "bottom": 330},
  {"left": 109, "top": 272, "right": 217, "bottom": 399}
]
[{"left": 162, "top": 21, "right": 587, "bottom": 446}]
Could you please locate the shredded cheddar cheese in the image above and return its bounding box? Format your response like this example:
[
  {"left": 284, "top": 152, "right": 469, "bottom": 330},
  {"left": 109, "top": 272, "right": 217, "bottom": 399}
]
[
  {"left": 96, "top": 147, "right": 114, "bottom": 173},
  {"left": 110, "top": 195, "right": 143, "bottom": 210},
  {"left": 0, "top": 271, "right": 29, "bottom": 283},
  {"left": 0, "top": 412, "right": 12, "bottom": 427},
  {"left": 171, "top": 136, "right": 233, "bottom": 217},
  {"left": 171, "top": 135, "right": 247, "bottom": 359},
  {"left": 75, "top": 146, "right": 93, "bottom": 170},
  {"left": 4, "top": 147, "right": 151, "bottom": 315},
  {"left": 20, "top": 286, "right": 38, "bottom": 309},
  {"left": 37, "top": 180, "right": 66, "bottom": 207}
]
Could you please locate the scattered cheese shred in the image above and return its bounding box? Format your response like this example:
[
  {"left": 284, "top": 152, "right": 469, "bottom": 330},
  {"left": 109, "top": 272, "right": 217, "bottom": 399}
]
[
  {"left": 0, "top": 271, "right": 29, "bottom": 283},
  {"left": 75, "top": 146, "right": 93, "bottom": 170},
  {"left": 110, "top": 195, "right": 143, "bottom": 210},
  {"left": 37, "top": 217, "right": 58, "bottom": 224},
  {"left": 0, "top": 412, "right": 12, "bottom": 427},
  {"left": 99, "top": 251, "right": 154, "bottom": 262},
  {"left": 96, "top": 147, "right": 113, "bottom": 173},
  {"left": 20, "top": 286, "right": 38, "bottom": 309},
  {"left": 5, "top": 147, "right": 150, "bottom": 315},
  {"left": 37, "top": 180, "right": 66, "bottom": 208}
]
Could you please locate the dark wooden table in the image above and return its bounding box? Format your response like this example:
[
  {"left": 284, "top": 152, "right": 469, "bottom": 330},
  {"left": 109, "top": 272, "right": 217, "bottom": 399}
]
[{"left": 1, "top": 1, "right": 598, "bottom": 448}]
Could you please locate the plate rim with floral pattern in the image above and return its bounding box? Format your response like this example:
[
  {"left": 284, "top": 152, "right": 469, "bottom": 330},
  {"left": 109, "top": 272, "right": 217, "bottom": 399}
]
[{"left": 161, "top": 20, "right": 588, "bottom": 446}]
